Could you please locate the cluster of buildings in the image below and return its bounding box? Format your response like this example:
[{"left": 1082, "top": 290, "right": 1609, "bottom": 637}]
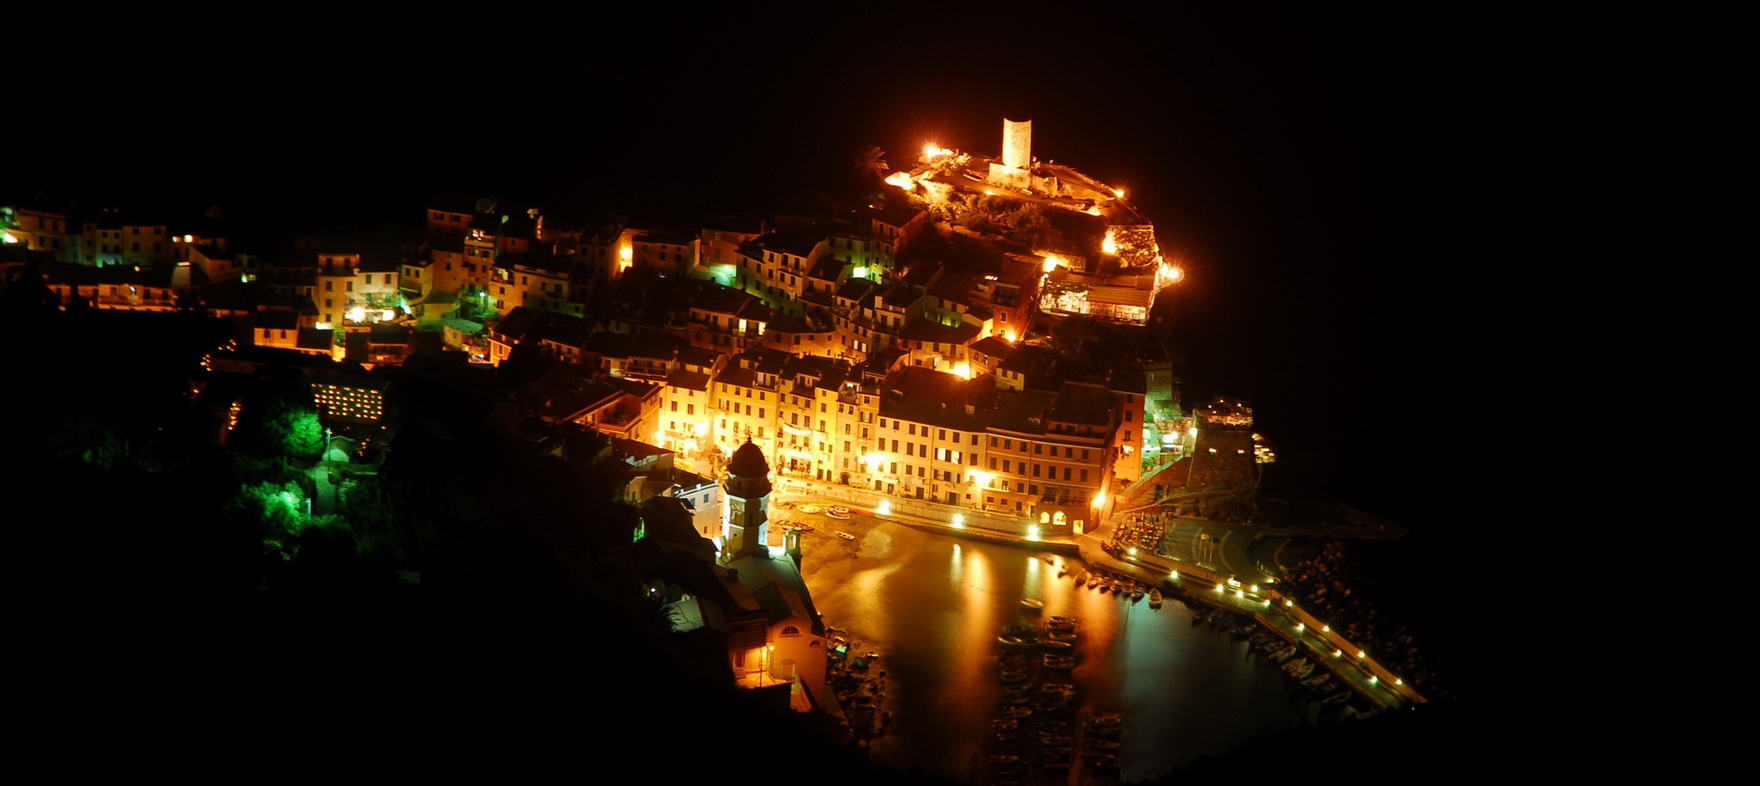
[
  {"left": 4, "top": 120, "right": 1213, "bottom": 540},
  {"left": 4, "top": 119, "right": 1267, "bottom": 713}
]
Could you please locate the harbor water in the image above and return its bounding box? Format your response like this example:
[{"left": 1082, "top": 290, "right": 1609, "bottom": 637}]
[{"left": 802, "top": 521, "right": 1317, "bottom": 783}]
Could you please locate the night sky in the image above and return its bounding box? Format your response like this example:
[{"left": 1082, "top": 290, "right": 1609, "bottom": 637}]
[{"left": 14, "top": 1, "right": 1512, "bottom": 757}]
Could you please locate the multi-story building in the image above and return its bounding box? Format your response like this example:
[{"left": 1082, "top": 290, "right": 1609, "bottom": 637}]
[
  {"left": 629, "top": 229, "right": 696, "bottom": 277},
  {"left": 869, "top": 366, "right": 989, "bottom": 503},
  {"left": 1, "top": 205, "right": 75, "bottom": 262},
  {"left": 710, "top": 351, "right": 784, "bottom": 460},
  {"left": 657, "top": 367, "right": 714, "bottom": 471},
  {"left": 683, "top": 285, "right": 772, "bottom": 353},
  {"left": 176, "top": 240, "right": 245, "bottom": 283},
  {"left": 733, "top": 232, "right": 824, "bottom": 316},
  {"left": 696, "top": 218, "right": 764, "bottom": 283},
  {"left": 981, "top": 381, "right": 1117, "bottom": 534},
  {"left": 40, "top": 263, "right": 184, "bottom": 311},
  {"left": 309, "top": 373, "right": 388, "bottom": 424},
  {"left": 491, "top": 251, "right": 578, "bottom": 317},
  {"left": 486, "top": 307, "right": 594, "bottom": 366}
]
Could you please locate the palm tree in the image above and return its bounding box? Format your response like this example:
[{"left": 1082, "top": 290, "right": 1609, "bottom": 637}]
[
  {"left": 853, "top": 145, "right": 889, "bottom": 176},
  {"left": 852, "top": 145, "right": 889, "bottom": 195}
]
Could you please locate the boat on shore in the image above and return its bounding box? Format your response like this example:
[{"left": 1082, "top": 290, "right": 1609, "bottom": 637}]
[
  {"left": 1020, "top": 598, "right": 1044, "bottom": 612},
  {"left": 1148, "top": 588, "right": 1163, "bottom": 608},
  {"left": 1284, "top": 658, "right": 1316, "bottom": 680}
]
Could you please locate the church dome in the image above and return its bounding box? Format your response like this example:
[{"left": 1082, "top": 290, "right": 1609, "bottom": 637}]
[{"left": 728, "top": 440, "right": 769, "bottom": 478}]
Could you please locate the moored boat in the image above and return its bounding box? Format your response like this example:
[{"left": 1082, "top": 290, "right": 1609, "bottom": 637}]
[{"left": 1086, "top": 715, "right": 1123, "bottom": 736}]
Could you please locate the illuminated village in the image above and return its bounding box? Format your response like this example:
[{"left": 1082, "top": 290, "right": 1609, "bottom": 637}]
[{"left": 4, "top": 119, "right": 1450, "bottom": 783}]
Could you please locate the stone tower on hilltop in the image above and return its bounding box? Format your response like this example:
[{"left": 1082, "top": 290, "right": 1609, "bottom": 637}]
[
  {"left": 988, "top": 118, "right": 1035, "bottom": 192},
  {"left": 1002, "top": 118, "right": 1032, "bottom": 170}
]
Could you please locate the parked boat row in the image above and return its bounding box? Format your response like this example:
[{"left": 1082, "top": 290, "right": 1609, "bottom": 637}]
[
  {"left": 986, "top": 616, "right": 1120, "bottom": 778},
  {"left": 791, "top": 503, "right": 851, "bottom": 519},
  {"left": 1189, "top": 601, "right": 1358, "bottom": 710},
  {"left": 1080, "top": 568, "right": 1156, "bottom": 605}
]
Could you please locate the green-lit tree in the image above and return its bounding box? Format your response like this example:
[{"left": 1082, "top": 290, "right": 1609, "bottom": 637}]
[
  {"left": 233, "top": 370, "right": 325, "bottom": 459},
  {"left": 233, "top": 479, "right": 311, "bottom": 536}
]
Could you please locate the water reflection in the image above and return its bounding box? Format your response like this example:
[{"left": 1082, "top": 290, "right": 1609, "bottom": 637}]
[{"left": 806, "top": 523, "right": 1309, "bottom": 782}]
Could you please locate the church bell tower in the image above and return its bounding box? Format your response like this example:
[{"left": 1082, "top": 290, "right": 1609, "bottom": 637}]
[{"left": 722, "top": 440, "right": 773, "bottom": 561}]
